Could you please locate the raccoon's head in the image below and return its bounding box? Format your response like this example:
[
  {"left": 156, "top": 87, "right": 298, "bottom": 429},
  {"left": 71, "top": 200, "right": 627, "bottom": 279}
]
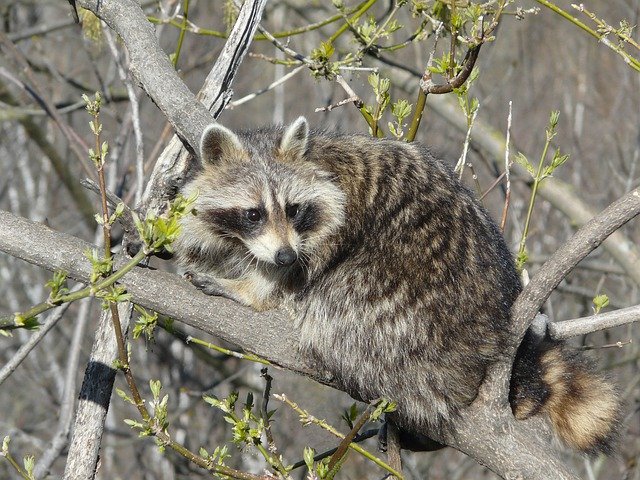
[{"left": 182, "top": 117, "right": 345, "bottom": 269}]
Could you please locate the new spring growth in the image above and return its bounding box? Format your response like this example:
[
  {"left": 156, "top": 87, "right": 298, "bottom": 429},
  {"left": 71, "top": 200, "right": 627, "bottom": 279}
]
[
  {"left": 83, "top": 93, "right": 108, "bottom": 168},
  {"left": 516, "top": 110, "right": 569, "bottom": 270},
  {"left": 132, "top": 192, "right": 197, "bottom": 255}
]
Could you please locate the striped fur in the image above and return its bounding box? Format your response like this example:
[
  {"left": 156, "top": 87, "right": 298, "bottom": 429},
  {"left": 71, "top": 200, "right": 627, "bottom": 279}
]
[{"left": 175, "top": 117, "right": 623, "bottom": 455}]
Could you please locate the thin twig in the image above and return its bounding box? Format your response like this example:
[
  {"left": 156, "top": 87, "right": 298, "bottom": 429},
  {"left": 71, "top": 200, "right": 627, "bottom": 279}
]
[
  {"left": 454, "top": 107, "right": 479, "bottom": 177},
  {"left": 259, "top": 368, "right": 287, "bottom": 473},
  {"left": 274, "top": 394, "right": 403, "bottom": 478},
  {"left": 104, "top": 28, "right": 146, "bottom": 203},
  {"left": 315, "top": 95, "right": 361, "bottom": 112},
  {"left": 500, "top": 100, "right": 513, "bottom": 231},
  {"left": 405, "top": 21, "right": 444, "bottom": 142},
  {"left": 229, "top": 65, "right": 305, "bottom": 108},
  {"left": 327, "top": 404, "right": 373, "bottom": 472},
  {"left": 287, "top": 430, "right": 378, "bottom": 471}
]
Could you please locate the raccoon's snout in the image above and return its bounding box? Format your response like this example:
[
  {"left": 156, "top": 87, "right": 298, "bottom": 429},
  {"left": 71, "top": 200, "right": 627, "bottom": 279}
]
[{"left": 275, "top": 247, "right": 297, "bottom": 266}]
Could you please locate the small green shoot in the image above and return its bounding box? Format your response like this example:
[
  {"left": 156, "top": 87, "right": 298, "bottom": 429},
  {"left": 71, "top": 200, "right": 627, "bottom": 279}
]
[
  {"left": 516, "top": 111, "right": 570, "bottom": 270},
  {"left": 593, "top": 294, "right": 609, "bottom": 314}
]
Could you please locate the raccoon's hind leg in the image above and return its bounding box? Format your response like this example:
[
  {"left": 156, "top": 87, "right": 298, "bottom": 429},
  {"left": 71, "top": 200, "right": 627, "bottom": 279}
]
[{"left": 185, "top": 271, "right": 278, "bottom": 311}]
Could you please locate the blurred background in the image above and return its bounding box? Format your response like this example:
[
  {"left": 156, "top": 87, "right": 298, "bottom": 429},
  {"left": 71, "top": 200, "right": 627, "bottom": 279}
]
[{"left": 0, "top": 1, "right": 638, "bottom": 478}]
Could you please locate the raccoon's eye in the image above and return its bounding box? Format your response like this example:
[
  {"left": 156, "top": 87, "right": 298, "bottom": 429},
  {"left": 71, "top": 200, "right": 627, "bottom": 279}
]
[
  {"left": 245, "top": 209, "right": 262, "bottom": 222},
  {"left": 286, "top": 203, "right": 300, "bottom": 219}
]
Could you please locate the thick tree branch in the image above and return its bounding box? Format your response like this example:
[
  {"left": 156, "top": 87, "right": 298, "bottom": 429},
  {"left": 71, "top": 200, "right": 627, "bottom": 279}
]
[
  {"left": 75, "top": 0, "right": 211, "bottom": 153},
  {"left": 0, "top": 210, "right": 312, "bottom": 378},
  {"left": 0, "top": 210, "right": 622, "bottom": 480}
]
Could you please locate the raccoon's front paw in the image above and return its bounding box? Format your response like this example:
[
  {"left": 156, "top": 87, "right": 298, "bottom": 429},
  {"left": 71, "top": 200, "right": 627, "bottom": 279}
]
[{"left": 185, "top": 272, "right": 228, "bottom": 297}]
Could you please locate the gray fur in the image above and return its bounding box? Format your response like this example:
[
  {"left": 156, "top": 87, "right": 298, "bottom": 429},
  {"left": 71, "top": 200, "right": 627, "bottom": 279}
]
[{"left": 175, "top": 118, "right": 622, "bottom": 454}]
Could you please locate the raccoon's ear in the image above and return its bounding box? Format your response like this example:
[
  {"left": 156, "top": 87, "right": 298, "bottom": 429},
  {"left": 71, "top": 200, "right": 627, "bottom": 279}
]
[
  {"left": 280, "top": 116, "right": 309, "bottom": 159},
  {"left": 200, "top": 123, "right": 244, "bottom": 165}
]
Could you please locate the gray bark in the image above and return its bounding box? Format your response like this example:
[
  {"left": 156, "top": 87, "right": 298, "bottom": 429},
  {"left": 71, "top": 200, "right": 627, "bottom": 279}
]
[{"left": 5, "top": 206, "right": 640, "bottom": 479}]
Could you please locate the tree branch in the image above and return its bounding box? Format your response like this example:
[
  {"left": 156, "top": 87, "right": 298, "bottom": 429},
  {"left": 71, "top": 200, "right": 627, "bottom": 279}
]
[
  {"left": 548, "top": 303, "right": 640, "bottom": 340},
  {"left": 2, "top": 207, "right": 630, "bottom": 480},
  {"left": 0, "top": 210, "right": 311, "bottom": 378}
]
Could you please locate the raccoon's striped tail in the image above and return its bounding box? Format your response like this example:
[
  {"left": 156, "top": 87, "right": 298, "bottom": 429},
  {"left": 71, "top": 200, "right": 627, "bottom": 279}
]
[{"left": 509, "top": 331, "right": 623, "bottom": 456}]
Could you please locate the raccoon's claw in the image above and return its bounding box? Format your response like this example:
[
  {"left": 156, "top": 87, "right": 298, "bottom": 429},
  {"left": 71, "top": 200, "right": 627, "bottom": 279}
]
[{"left": 185, "top": 272, "right": 227, "bottom": 297}]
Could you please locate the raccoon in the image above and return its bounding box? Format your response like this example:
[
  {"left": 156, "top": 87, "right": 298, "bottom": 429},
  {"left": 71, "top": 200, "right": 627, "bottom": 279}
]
[{"left": 175, "top": 117, "right": 622, "bottom": 455}]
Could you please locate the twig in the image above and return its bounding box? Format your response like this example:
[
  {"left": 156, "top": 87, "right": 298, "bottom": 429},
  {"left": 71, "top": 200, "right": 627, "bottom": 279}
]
[
  {"left": 172, "top": 0, "right": 190, "bottom": 68},
  {"left": 454, "top": 107, "right": 479, "bottom": 177},
  {"left": 405, "top": 21, "right": 444, "bottom": 142},
  {"left": 315, "top": 95, "right": 361, "bottom": 112},
  {"left": 229, "top": 65, "right": 305, "bottom": 108},
  {"left": 582, "top": 339, "right": 632, "bottom": 351},
  {"left": 0, "top": 298, "right": 74, "bottom": 386},
  {"left": 479, "top": 170, "right": 507, "bottom": 200},
  {"left": 549, "top": 304, "right": 640, "bottom": 340},
  {"left": 186, "top": 336, "right": 270, "bottom": 365},
  {"left": 274, "top": 394, "right": 403, "bottom": 478},
  {"left": 104, "top": 28, "right": 146, "bottom": 203},
  {"left": 327, "top": 404, "right": 373, "bottom": 472},
  {"left": 534, "top": 0, "right": 640, "bottom": 72},
  {"left": 500, "top": 100, "right": 513, "bottom": 231},
  {"left": 420, "top": 43, "right": 482, "bottom": 95},
  {"left": 287, "top": 430, "right": 378, "bottom": 471},
  {"left": 259, "top": 368, "right": 286, "bottom": 472}
]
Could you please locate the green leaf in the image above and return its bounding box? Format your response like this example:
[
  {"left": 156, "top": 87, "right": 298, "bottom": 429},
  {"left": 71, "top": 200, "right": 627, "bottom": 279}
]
[
  {"left": 593, "top": 294, "right": 610, "bottom": 314},
  {"left": 391, "top": 99, "right": 412, "bottom": 121},
  {"left": 150, "top": 379, "right": 162, "bottom": 400},
  {"left": 303, "top": 446, "right": 315, "bottom": 470},
  {"left": 514, "top": 152, "right": 535, "bottom": 177},
  {"left": 199, "top": 447, "right": 209, "bottom": 459},
  {"left": 116, "top": 387, "right": 135, "bottom": 405},
  {"left": 23, "top": 454, "right": 35, "bottom": 475},
  {"left": 14, "top": 315, "right": 40, "bottom": 330},
  {"left": 516, "top": 249, "right": 528, "bottom": 271},
  {"left": 124, "top": 418, "right": 145, "bottom": 429}
]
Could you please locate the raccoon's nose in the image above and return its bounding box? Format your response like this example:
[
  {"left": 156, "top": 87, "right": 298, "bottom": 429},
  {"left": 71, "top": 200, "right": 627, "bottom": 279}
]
[{"left": 275, "top": 247, "right": 297, "bottom": 266}]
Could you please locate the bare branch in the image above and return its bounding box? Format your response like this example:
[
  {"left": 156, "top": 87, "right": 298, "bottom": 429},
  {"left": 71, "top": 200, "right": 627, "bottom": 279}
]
[
  {"left": 420, "top": 44, "right": 481, "bottom": 95},
  {"left": 549, "top": 304, "right": 640, "bottom": 340}
]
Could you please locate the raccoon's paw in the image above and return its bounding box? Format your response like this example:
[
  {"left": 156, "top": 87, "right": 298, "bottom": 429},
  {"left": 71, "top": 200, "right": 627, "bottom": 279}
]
[{"left": 185, "top": 272, "right": 228, "bottom": 297}]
